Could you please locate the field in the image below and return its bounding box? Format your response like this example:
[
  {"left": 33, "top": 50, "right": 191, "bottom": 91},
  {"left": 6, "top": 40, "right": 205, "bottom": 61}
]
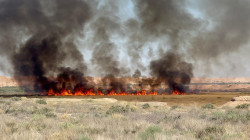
[
  {"left": 0, "top": 89, "right": 249, "bottom": 140},
  {"left": 0, "top": 86, "right": 250, "bottom": 106}
]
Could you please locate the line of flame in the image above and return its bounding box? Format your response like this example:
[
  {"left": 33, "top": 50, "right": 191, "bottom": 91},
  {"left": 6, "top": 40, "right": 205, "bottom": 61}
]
[{"left": 46, "top": 89, "right": 186, "bottom": 96}]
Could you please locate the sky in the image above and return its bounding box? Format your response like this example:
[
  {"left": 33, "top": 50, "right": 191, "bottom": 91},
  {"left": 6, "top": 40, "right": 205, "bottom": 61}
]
[
  {"left": 77, "top": 0, "right": 250, "bottom": 78},
  {"left": 1, "top": 0, "right": 250, "bottom": 78}
]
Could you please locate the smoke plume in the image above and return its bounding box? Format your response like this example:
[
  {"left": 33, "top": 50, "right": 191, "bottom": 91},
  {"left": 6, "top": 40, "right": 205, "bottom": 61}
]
[
  {"left": 132, "top": 0, "right": 199, "bottom": 92},
  {"left": 0, "top": 0, "right": 91, "bottom": 92},
  {"left": 1, "top": 0, "right": 250, "bottom": 94}
]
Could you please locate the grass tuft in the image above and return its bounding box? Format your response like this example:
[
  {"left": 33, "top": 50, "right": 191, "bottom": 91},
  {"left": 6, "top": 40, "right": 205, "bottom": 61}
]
[
  {"left": 11, "top": 97, "right": 22, "bottom": 101},
  {"left": 36, "top": 99, "right": 47, "bottom": 104},
  {"left": 106, "top": 105, "right": 132, "bottom": 115},
  {"left": 139, "top": 125, "right": 162, "bottom": 140},
  {"left": 142, "top": 103, "right": 150, "bottom": 109},
  {"left": 202, "top": 103, "right": 215, "bottom": 109},
  {"left": 196, "top": 126, "right": 225, "bottom": 139},
  {"left": 235, "top": 104, "right": 249, "bottom": 109}
]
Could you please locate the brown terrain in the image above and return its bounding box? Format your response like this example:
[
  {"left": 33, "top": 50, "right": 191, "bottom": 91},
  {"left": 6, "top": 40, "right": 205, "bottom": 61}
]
[
  {"left": 0, "top": 77, "right": 249, "bottom": 139},
  {"left": 2, "top": 76, "right": 250, "bottom": 92},
  {"left": 0, "top": 76, "right": 18, "bottom": 87},
  {"left": 0, "top": 76, "right": 249, "bottom": 107}
]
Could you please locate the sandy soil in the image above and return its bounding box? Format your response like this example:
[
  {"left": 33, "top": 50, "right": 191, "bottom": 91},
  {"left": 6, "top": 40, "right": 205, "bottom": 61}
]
[
  {"left": 221, "top": 96, "right": 250, "bottom": 108},
  {"left": 2, "top": 76, "right": 250, "bottom": 92}
]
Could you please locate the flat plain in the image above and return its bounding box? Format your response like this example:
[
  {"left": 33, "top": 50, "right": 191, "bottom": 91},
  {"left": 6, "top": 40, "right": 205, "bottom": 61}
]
[{"left": 0, "top": 91, "right": 249, "bottom": 140}]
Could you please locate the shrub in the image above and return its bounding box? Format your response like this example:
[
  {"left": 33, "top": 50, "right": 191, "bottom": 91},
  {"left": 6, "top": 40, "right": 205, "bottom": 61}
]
[
  {"left": 11, "top": 97, "right": 22, "bottom": 101},
  {"left": 139, "top": 125, "right": 162, "bottom": 140},
  {"left": 85, "top": 127, "right": 106, "bottom": 135},
  {"left": 210, "top": 110, "right": 249, "bottom": 123},
  {"left": 163, "top": 114, "right": 181, "bottom": 122},
  {"left": 30, "top": 107, "right": 54, "bottom": 118},
  {"left": 0, "top": 99, "right": 5, "bottom": 104},
  {"left": 36, "top": 99, "right": 47, "bottom": 104},
  {"left": 235, "top": 104, "right": 249, "bottom": 109},
  {"left": 5, "top": 122, "right": 18, "bottom": 133},
  {"left": 196, "top": 126, "right": 225, "bottom": 139},
  {"left": 79, "top": 136, "right": 91, "bottom": 140},
  {"left": 106, "top": 105, "right": 132, "bottom": 115},
  {"left": 202, "top": 103, "right": 215, "bottom": 109},
  {"left": 4, "top": 107, "right": 28, "bottom": 115},
  {"left": 171, "top": 105, "right": 180, "bottom": 110},
  {"left": 36, "top": 123, "right": 47, "bottom": 131},
  {"left": 210, "top": 111, "right": 224, "bottom": 121},
  {"left": 223, "top": 110, "right": 248, "bottom": 122},
  {"left": 45, "top": 112, "right": 57, "bottom": 118},
  {"left": 142, "top": 103, "right": 150, "bottom": 109}
]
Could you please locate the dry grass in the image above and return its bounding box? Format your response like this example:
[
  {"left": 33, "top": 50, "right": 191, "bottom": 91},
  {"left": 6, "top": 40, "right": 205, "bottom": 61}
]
[
  {"left": 0, "top": 97, "right": 249, "bottom": 140},
  {"left": 44, "top": 92, "right": 250, "bottom": 106}
]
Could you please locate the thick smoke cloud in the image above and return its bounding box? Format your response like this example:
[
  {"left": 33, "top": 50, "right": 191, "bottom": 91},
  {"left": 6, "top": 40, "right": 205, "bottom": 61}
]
[
  {"left": 0, "top": 0, "right": 91, "bottom": 92},
  {"left": 150, "top": 52, "right": 193, "bottom": 92},
  {"left": 87, "top": 2, "right": 127, "bottom": 92},
  {"left": 131, "top": 0, "right": 199, "bottom": 92},
  {"left": 190, "top": 0, "right": 250, "bottom": 59},
  {"left": 0, "top": 0, "right": 250, "bottom": 94}
]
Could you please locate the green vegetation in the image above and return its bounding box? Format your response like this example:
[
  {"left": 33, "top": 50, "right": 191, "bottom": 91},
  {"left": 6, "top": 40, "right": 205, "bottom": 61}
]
[
  {"left": 0, "top": 97, "right": 249, "bottom": 139},
  {"left": 196, "top": 126, "right": 225, "bottom": 139},
  {"left": 235, "top": 103, "right": 249, "bottom": 109},
  {"left": 36, "top": 99, "right": 47, "bottom": 104},
  {"left": 0, "top": 86, "right": 25, "bottom": 94},
  {"left": 210, "top": 110, "right": 250, "bottom": 123},
  {"left": 106, "top": 105, "right": 133, "bottom": 115},
  {"left": 142, "top": 103, "right": 150, "bottom": 109},
  {"left": 139, "top": 126, "right": 162, "bottom": 140},
  {"left": 11, "top": 97, "right": 22, "bottom": 101},
  {"left": 170, "top": 105, "right": 180, "bottom": 110},
  {"left": 202, "top": 103, "right": 215, "bottom": 109},
  {"left": 78, "top": 136, "right": 91, "bottom": 140}
]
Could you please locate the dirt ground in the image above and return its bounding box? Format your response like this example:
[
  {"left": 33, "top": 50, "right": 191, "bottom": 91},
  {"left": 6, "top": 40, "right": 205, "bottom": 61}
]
[{"left": 35, "top": 92, "right": 249, "bottom": 106}]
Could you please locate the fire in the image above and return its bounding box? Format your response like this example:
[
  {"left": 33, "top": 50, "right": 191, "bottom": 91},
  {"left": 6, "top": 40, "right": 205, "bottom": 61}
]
[
  {"left": 172, "top": 90, "right": 187, "bottom": 95},
  {"left": 46, "top": 88, "right": 187, "bottom": 96}
]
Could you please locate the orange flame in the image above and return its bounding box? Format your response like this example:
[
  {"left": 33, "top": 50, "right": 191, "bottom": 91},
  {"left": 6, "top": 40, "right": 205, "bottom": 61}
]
[
  {"left": 46, "top": 88, "right": 187, "bottom": 96},
  {"left": 172, "top": 90, "right": 187, "bottom": 95}
]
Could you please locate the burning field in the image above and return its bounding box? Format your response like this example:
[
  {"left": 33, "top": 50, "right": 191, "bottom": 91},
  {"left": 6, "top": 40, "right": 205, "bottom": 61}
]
[
  {"left": 1, "top": 0, "right": 250, "bottom": 97},
  {"left": 0, "top": 0, "right": 250, "bottom": 139}
]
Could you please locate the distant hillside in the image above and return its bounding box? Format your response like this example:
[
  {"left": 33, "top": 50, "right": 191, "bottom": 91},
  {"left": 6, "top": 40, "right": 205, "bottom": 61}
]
[{"left": 0, "top": 76, "right": 18, "bottom": 87}]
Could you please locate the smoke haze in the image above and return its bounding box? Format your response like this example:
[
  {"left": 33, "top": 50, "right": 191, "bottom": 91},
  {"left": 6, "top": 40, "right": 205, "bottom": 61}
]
[{"left": 0, "top": 0, "right": 250, "bottom": 93}]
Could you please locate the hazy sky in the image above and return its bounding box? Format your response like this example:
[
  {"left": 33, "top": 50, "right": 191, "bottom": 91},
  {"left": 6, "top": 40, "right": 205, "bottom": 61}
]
[
  {"left": 1, "top": 0, "right": 250, "bottom": 78},
  {"left": 78, "top": 0, "right": 250, "bottom": 78}
]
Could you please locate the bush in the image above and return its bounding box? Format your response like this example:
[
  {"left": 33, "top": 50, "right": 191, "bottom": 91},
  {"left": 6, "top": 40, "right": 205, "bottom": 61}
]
[
  {"left": 210, "top": 110, "right": 249, "bottom": 123},
  {"left": 79, "top": 136, "right": 91, "bottom": 140},
  {"left": 196, "top": 126, "right": 225, "bottom": 139},
  {"left": 139, "top": 126, "right": 162, "bottom": 140},
  {"left": 202, "top": 103, "right": 215, "bottom": 109},
  {"left": 235, "top": 104, "right": 249, "bottom": 109},
  {"left": 163, "top": 114, "right": 181, "bottom": 122},
  {"left": 170, "top": 105, "right": 180, "bottom": 110},
  {"left": 36, "top": 99, "right": 47, "bottom": 104},
  {"left": 142, "top": 103, "right": 150, "bottom": 109},
  {"left": 45, "top": 112, "right": 57, "bottom": 118},
  {"left": 11, "top": 97, "right": 22, "bottom": 101},
  {"left": 106, "top": 105, "right": 132, "bottom": 115},
  {"left": 36, "top": 107, "right": 50, "bottom": 114}
]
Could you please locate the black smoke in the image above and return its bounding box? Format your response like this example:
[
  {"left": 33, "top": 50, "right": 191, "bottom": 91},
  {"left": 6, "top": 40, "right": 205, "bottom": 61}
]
[
  {"left": 0, "top": 0, "right": 91, "bottom": 93},
  {"left": 1, "top": 0, "right": 250, "bottom": 94},
  {"left": 150, "top": 52, "right": 193, "bottom": 93},
  {"left": 132, "top": 0, "right": 199, "bottom": 92}
]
